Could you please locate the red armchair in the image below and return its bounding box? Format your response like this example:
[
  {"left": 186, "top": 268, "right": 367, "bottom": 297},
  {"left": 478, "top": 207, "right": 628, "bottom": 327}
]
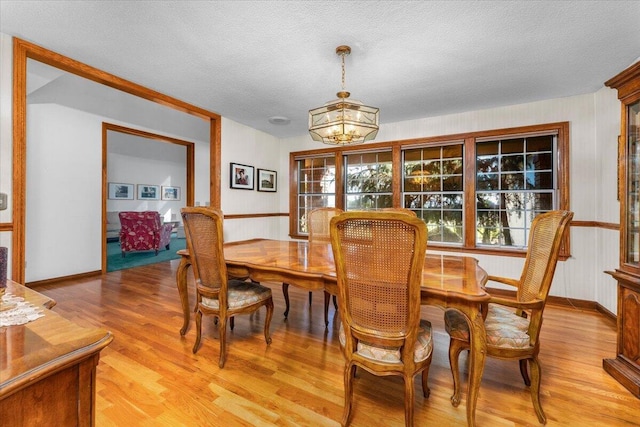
[{"left": 118, "top": 211, "right": 173, "bottom": 257}]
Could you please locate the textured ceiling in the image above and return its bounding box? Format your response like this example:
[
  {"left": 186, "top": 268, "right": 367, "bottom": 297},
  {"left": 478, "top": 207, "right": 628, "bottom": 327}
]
[{"left": 2, "top": 1, "right": 640, "bottom": 140}]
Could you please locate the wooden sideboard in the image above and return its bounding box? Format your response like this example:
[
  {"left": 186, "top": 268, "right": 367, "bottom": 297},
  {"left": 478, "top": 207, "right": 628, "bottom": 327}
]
[{"left": 1, "top": 281, "right": 113, "bottom": 426}]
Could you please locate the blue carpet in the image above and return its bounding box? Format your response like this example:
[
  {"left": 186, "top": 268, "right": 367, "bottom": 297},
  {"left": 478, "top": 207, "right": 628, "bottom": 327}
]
[{"left": 106, "top": 234, "right": 187, "bottom": 272}]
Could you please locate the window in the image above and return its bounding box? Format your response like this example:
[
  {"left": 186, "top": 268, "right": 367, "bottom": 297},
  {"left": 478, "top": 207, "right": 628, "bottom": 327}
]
[
  {"left": 403, "top": 144, "right": 464, "bottom": 244},
  {"left": 290, "top": 122, "right": 569, "bottom": 256},
  {"left": 476, "top": 135, "right": 556, "bottom": 248},
  {"left": 344, "top": 151, "right": 393, "bottom": 210},
  {"left": 296, "top": 155, "right": 336, "bottom": 234}
]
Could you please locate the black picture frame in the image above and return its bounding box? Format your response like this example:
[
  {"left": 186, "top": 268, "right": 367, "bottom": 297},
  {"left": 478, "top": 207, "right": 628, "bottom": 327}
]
[
  {"left": 230, "top": 162, "right": 255, "bottom": 190},
  {"left": 257, "top": 169, "right": 277, "bottom": 192}
]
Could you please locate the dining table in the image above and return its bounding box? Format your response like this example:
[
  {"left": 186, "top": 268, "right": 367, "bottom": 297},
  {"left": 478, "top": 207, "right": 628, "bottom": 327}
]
[{"left": 175, "top": 238, "right": 490, "bottom": 427}]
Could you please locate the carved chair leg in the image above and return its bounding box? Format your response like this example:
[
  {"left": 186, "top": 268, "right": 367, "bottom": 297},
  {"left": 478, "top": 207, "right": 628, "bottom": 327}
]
[
  {"left": 192, "top": 310, "right": 203, "bottom": 354},
  {"left": 333, "top": 295, "right": 338, "bottom": 309},
  {"left": 448, "top": 338, "right": 468, "bottom": 407},
  {"left": 218, "top": 316, "right": 228, "bottom": 368},
  {"left": 230, "top": 316, "right": 234, "bottom": 331},
  {"left": 342, "top": 364, "right": 356, "bottom": 427},
  {"left": 519, "top": 358, "right": 531, "bottom": 386},
  {"left": 421, "top": 359, "right": 432, "bottom": 398},
  {"left": 404, "top": 372, "right": 416, "bottom": 427},
  {"left": 264, "top": 299, "right": 274, "bottom": 345},
  {"left": 282, "top": 283, "right": 290, "bottom": 318},
  {"left": 528, "top": 356, "right": 547, "bottom": 424},
  {"left": 308, "top": 291, "right": 313, "bottom": 306}
]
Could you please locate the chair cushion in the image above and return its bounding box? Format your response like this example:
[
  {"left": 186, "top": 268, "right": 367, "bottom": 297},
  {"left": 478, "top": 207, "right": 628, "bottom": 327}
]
[
  {"left": 338, "top": 319, "right": 433, "bottom": 363},
  {"left": 202, "top": 280, "right": 272, "bottom": 310},
  {"left": 444, "top": 304, "right": 531, "bottom": 349}
]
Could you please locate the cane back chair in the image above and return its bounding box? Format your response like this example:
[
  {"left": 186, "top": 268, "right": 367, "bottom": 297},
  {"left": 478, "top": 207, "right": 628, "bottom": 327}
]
[
  {"left": 444, "top": 210, "right": 573, "bottom": 424},
  {"left": 181, "top": 207, "right": 274, "bottom": 368},
  {"left": 282, "top": 207, "right": 342, "bottom": 323},
  {"left": 330, "top": 211, "right": 433, "bottom": 427}
]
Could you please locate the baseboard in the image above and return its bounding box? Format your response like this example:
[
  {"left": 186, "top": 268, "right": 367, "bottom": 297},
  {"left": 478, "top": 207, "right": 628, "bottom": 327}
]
[{"left": 27, "top": 270, "right": 102, "bottom": 288}]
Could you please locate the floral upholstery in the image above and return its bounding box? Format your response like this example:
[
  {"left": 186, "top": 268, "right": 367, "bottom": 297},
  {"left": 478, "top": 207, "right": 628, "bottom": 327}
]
[
  {"left": 202, "top": 280, "right": 272, "bottom": 310},
  {"left": 444, "top": 304, "right": 531, "bottom": 349},
  {"left": 339, "top": 319, "right": 433, "bottom": 363},
  {"left": 118, "top": 211, "right": 173, "bottom": 256}
]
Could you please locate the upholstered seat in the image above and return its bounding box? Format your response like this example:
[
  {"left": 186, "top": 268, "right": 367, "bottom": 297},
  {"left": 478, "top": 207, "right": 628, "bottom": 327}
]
[
  {"left": 118, "top": 211, "right": 172, "bottom": 257},
  {"left": 339, "top": 319, "right": 433, "bottom": 363},
  {"left": 330, "top": 211, "right": 432, "bottom": 427},
  {"left": 445, "top": 304, "right": 530, "bottom": 349},
  {"left": 443, "top": 210, "right": 574, "bottom": 424},
  {"left": 182, "top": 207, "right": 273, "bottom": 369}
]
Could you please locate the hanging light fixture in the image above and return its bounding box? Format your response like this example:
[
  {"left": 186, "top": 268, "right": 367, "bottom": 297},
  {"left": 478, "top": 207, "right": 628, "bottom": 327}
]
[{"left": 309, "top": 45, "right": 379, "bottom": 145}]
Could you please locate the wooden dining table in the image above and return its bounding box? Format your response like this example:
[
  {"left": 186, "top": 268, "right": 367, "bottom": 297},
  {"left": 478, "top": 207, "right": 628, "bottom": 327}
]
[
  {"left": 1, "top": 280, "right": 113, "bottom": 426},
  {"left": 175, "top": 238, "right": 489, "bottom": 427}
]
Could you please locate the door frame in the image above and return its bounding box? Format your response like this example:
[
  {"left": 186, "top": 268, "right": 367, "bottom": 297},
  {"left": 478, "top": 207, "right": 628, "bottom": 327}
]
[{"left": 12, "top": 37, "right": 221, "bottom": 284}]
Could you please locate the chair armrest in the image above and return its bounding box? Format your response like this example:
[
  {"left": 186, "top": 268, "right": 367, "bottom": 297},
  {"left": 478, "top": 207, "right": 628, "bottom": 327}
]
[
  {"left": 490, "top": 295, "right": 544, "bottom": 310},
  {"left": 487, "top": 275, "right": 520, "bottom": 288}
]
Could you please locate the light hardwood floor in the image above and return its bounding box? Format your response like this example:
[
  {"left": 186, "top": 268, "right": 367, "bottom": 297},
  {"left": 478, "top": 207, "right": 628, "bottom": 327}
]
[{"left": 34, "top": 259, "right": 639, "bottom": 426}]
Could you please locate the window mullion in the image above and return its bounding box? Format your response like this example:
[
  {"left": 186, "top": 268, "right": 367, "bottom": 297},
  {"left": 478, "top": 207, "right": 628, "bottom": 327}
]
[{"left": 463, "top": 137, "right": 477, "bottom": 248}]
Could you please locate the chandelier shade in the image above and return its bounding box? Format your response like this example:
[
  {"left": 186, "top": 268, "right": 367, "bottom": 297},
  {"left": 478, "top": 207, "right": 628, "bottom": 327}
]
[{"left": 308, "top": 45, "right": 379, "bottom": 146}]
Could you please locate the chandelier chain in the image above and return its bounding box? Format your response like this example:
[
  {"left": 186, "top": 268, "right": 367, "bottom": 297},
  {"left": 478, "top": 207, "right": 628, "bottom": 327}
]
[{"left": 341, "top": 52, "right": 346, "bottom": 91}]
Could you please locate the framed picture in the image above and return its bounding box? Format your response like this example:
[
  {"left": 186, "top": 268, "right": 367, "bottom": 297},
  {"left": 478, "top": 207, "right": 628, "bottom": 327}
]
[
  {"left": 137, "top": 184, "right": 160, "bottom": 200},
  {"left": 230, "top": 162, "right": 254, "bottom": 190},
  {"left": 108, "top": 182, "right": 134, "bottom": 200},
  {"left": 162, "top": 186, "right": 181, "bottom": 201},
  {"left": 257, "top": 169, "right": 277, "bottom": 192}
]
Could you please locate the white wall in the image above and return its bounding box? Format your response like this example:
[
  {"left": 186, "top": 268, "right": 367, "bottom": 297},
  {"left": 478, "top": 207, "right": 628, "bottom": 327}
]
[
  {"left": 279, "top": 91, "right": 622, "bottom": 313},
  {"left": 220, "top": 117, "right": 283, "bottom": 242},
  {"left": 107, "top": 152, "right": 186, "bottom": 223},
  {"left": 25, "top": 103, "right": 208, "bottom": 282}
]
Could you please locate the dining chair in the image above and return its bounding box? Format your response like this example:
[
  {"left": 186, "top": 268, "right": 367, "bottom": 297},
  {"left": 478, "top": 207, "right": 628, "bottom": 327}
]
[
  {"left": 181, "top": 207, "right": 274, "bottom": 368},
  {"left": 282, "top": 207, "right": 342, "bottom": 323},
  {"left": 118, "top": 211, "right": 173, "bottom": 257},
  {"left": 444, "top": 210, "right": 573, "bottom": 424},
  {"left": 330, "top": 211, "right": 433, "bottom": 427}
]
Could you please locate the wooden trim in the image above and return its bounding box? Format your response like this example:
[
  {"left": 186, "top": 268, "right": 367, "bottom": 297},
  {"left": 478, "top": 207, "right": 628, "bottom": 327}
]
[
  {"left": 391, "top": 145, "right": 402, "bottom": 207},
  {"left": 0, "top": 223, "right": 12, "bottom": 232},
  {"left": 596, "top": 303, "right": 617, "bottom": 324},
  {"left": 211, "top": 117, "right": 222, "bottom": 209},
  {"left": 463, "top": 137, "right": 476, "bottom": 248},
  {"left": 571, "top": 220, "right": 620, "bottom": 230},
  {"left": 290, "top": 121, "right": 571, "bottom": 257},
  {"left": 11, "top": 37, "right": 222, "bottom": 284},
  {"left": 27, "top": 270, "right": 102, "bottom": 288},
  {"left": 288, "top": 154, "right": 297, "bottom": 237},
  {"left": 605, "top": 60, "right": 640, "bottom": 100},
  {"left": 101, "top": 122, "right": 196, "bottom": 273}
]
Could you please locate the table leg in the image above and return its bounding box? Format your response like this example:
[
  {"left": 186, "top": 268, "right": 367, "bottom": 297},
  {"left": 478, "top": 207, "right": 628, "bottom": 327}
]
[
  {"left": 176, "top": 255, "right": 191, "bottom": 336},
  {"left": 282, "top": 283, "right": 290, "bottom": 318},
  {"left": 464, "top": 304, "right": 487, "bottom": 427}
]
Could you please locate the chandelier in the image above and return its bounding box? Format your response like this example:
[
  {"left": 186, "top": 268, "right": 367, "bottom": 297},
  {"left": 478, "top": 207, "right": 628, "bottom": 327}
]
[{"left": 308, "top": 45, "right": 379, "bottom": 145}]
